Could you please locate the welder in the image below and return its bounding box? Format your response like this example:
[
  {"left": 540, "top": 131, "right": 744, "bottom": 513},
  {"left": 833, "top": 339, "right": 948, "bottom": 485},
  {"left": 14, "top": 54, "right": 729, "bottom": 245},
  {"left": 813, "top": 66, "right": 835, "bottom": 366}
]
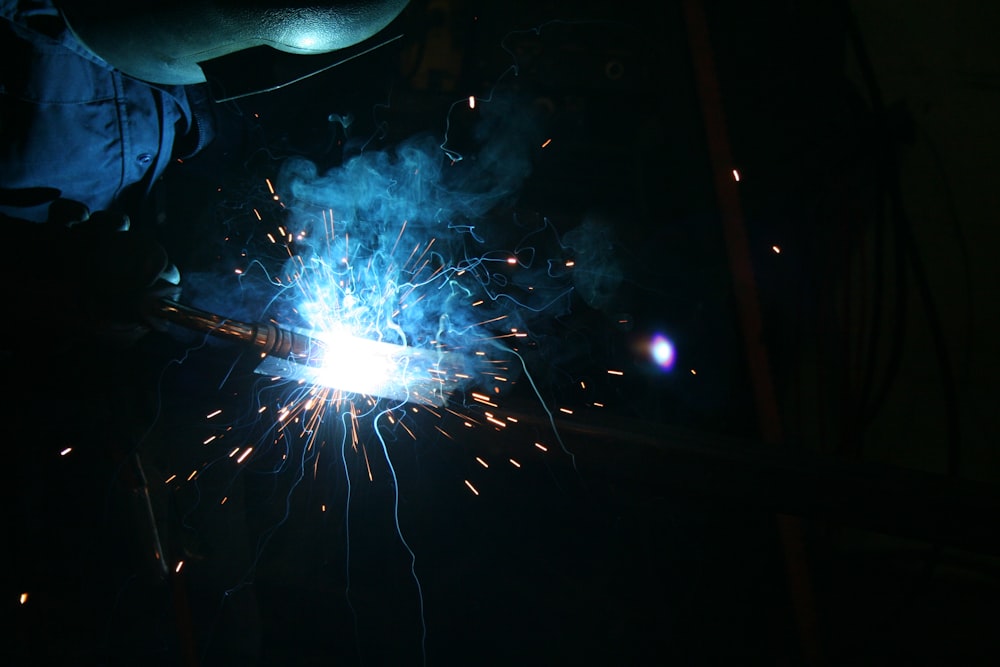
[
  {"left": 2, "top": 2, "right": 410, "bottom": 664},
  {"left": 1, "top": 0, "right": 410, "bottom": 346}
]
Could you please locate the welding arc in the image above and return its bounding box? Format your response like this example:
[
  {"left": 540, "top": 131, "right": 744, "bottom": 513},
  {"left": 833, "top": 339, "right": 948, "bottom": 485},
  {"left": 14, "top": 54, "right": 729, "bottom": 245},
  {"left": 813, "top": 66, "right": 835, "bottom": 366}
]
[{"left": 147, "top": 298, "right": 321, "bottom": 363}]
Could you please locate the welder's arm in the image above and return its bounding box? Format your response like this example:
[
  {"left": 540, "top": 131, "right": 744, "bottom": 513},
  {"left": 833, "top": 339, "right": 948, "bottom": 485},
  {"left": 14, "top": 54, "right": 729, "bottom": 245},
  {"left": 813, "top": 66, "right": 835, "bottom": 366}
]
[{"left": 2, "top": 201, "right": 181, "bottom": 351}]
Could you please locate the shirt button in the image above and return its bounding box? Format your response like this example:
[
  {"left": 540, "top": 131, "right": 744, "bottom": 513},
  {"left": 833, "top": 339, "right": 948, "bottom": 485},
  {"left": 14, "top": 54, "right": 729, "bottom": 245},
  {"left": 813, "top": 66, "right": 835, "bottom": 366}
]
[{"left": 136, "top": 153, "right": 153, "bottom": 166}]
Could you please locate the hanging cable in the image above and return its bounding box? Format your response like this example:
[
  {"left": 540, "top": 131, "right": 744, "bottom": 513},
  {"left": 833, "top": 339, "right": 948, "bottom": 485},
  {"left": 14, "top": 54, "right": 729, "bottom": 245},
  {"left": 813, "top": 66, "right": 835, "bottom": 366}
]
[{"left": 844, "top": 7, "right": 963, "bottom": 476}]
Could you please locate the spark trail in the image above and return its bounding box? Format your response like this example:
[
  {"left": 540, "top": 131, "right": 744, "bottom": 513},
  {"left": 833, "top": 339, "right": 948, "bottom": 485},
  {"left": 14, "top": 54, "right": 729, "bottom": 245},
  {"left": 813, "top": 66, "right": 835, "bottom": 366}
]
[
  {"left": 261, "top": 138, "right": 572, "bottom": 664},
  {"left": 163, "top": 102, "right": 585, "bottom": 663},
  {"left": 156, "top": 21, "right": 652, "bottom": 658}
]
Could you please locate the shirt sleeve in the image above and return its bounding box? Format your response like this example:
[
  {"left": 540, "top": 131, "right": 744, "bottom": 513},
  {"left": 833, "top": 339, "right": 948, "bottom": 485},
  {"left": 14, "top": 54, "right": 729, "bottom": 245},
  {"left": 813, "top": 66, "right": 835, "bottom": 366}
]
[{"left": 0, "top": 0, "right": 195, "bottom": 222}]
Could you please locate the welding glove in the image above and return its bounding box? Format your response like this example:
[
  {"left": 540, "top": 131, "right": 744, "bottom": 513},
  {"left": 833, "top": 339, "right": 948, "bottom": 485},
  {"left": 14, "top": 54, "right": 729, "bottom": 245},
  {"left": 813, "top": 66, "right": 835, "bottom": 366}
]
[{"left": 5, "top": 199, "right": 181, "bottom": 350}]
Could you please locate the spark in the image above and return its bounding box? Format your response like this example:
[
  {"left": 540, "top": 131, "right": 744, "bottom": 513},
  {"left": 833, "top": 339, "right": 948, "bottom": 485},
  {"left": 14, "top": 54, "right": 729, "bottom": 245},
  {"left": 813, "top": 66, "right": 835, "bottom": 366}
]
[
  {"left": 363, "top": 446, "right": 373, "bottom": 482},
  {"left": 471, "top": 392, "right": 493, "bottom": 402},
  {"left": 732, "top": 168, "right": 740, "bottom": 181},
  {"left": 20, "top": 593, "right": 28, "bottom": 605},
  {"left": 163, "top": 115, "right": 587, "bottom": 667},
  {"left": 399, "top": 421, "right": 417, "bottom": 440},
  {"left": 59, "top": 447, "right": 72, "bottom": 456}
]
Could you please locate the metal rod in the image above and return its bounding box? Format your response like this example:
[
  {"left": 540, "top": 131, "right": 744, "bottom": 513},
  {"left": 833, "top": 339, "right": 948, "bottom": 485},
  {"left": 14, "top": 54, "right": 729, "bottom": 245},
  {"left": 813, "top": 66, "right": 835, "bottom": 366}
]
[{"left": 147, "top": 298, "right": 321, "bottom": 363}]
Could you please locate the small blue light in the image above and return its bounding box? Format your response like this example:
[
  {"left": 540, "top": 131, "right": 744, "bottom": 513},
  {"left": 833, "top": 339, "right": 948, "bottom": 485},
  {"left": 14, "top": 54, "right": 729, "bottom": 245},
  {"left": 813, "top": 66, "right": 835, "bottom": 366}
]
[{"left": 650, "top": 333, "right": 675, "bottom": 370}]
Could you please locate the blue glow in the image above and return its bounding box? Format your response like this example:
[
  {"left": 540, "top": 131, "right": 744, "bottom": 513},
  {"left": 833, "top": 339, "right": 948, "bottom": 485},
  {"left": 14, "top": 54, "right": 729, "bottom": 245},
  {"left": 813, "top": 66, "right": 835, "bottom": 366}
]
[
  {"left": 650, "top": 333, "right": 675, "bottom": 369},
  {"left": 178, "top": 90, "right": 584, "bottom": 667},
  {"left": 246, "top": 89, "right": 575, "bottom": 408},
  {"left": 260, "top": 135, "right": 540, "bottom": 403}
]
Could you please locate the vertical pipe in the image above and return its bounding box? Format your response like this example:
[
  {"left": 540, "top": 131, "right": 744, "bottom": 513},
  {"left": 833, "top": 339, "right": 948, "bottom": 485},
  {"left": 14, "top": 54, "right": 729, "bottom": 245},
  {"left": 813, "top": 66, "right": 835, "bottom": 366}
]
[{"left": 680, "top": 2, "right": 824, "bottom": 664}]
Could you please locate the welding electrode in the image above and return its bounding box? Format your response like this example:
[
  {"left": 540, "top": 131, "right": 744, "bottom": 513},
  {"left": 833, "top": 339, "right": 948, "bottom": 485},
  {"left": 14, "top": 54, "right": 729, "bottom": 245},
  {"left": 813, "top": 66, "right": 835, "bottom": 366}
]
[{"left": 147, "top": 298, "right": 321, "bottom": 363}]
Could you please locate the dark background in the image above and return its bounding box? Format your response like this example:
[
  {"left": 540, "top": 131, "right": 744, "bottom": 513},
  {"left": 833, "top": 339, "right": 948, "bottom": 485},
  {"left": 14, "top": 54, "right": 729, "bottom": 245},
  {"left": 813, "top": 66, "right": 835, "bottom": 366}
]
[{"left": 9, "top": 1, "right": 1000, "bottom": 665}]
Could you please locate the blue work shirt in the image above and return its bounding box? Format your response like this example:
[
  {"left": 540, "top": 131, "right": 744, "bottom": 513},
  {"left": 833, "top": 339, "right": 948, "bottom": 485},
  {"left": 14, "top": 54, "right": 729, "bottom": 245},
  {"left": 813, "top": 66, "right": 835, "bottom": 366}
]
[{"left": 1, "top": 0, "right": 210, "bottom": 222}]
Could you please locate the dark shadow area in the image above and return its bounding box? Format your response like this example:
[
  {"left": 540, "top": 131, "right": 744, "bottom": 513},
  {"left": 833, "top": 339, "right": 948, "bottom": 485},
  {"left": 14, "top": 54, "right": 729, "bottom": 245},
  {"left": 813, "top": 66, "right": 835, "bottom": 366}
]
[{"left": 8, "top": 1, "right": 999, "bottom": 666}]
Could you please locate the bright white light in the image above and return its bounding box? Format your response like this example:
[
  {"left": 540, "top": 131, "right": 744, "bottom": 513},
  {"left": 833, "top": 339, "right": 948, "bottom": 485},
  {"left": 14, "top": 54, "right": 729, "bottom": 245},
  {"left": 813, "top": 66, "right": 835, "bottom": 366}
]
[
  {"left": 296, "top": 35, "right": 318, "bottom": 49},
  {"left": 255, "top": 326, "right": 467, "bottom": 406},
  {"left": 313, "top": 329, "right": 400, "bottom": 396},
  {"left": 650, "top": 333, "right": 675, "bottom": 369}
]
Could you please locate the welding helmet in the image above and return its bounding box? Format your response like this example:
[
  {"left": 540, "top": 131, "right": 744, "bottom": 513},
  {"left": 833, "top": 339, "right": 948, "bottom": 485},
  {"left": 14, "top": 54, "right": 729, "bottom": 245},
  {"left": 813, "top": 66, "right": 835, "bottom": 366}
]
[{"left": 58, "top": 0, "right": 410, "bottom": 91}]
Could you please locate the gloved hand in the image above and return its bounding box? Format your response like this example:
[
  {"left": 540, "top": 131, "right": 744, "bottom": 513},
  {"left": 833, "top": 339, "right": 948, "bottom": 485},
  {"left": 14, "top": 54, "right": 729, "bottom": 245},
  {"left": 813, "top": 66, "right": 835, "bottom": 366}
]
[{"left": 6, "top": 199, "right": 182, "bottom": 350}]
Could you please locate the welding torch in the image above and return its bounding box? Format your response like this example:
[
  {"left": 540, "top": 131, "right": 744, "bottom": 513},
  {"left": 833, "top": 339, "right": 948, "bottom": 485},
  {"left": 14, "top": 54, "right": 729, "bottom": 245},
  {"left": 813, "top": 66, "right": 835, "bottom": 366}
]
[
  {"left": 147, "top": 298, "right": 322, "bottom": 364},
  {"left": 146, "top": 298, "right": 462, "bottom": 404}
]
